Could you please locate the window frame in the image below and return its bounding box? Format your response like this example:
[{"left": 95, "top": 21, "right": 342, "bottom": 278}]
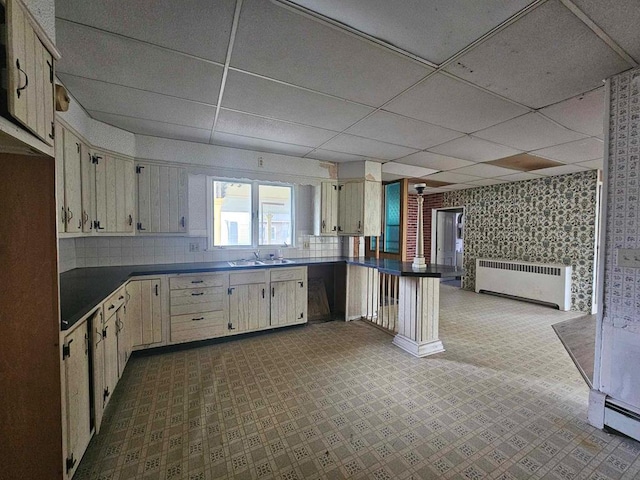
[{"left": 207, "top": 177, "right": 295, "bottom": 250}]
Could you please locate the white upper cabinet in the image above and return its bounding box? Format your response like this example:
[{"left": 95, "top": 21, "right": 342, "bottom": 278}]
[
  {"left": 56, "top": 123, "right": 84, "bottom": 234},
  {"left": 5, "top": 0, "right": 56, "bottom": 146},
  {"left": 337, "top": 180, "right": 381, "bottom": 237},
  {"left": 314, "top": 181, "right": 339, "bottom": 236},
  {"left": 136, "top": 163, "right": 188, "bottom": 234},
  {"left": 94, "top": 151, "right": 135, "bottom": 233}
]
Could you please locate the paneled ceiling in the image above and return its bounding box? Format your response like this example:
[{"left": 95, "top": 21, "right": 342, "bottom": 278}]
[{"left": 55, "top": 0, "right": 639, "bottom": 190}]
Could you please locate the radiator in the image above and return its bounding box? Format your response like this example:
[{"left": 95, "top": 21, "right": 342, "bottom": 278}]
[{"left": 475, "top": 259, "right": 572, "bottom": 311}]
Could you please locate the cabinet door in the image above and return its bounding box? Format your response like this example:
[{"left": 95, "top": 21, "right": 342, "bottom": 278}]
[
  {"left": 62, "top": 321, "right": 91, "bottom": 478},
  {"left": 80, "top": 144, "right": 95, "bottom": 233},
  {"left": 55, "top": 124, "right": 66, "bottom": 233},
  {"left": 91, "top": 311, "right": 105, "bottom": 433},
  {"left": 103, "top": 313, "right": 119, "bottom": 409},
  {"left": 94, "top": 151, "right": 107, "bottom": 232},
  {"left": 229, "top": 283, "right": 269, "bottom": 332},
  {"left": 362, "top": 180, "right": 382, "bottom": 237},
  {"left": 116, "top": 305, "right": 129, "bottom": 378},
  {"left": 124, "top": 159, "right": 136, "bottom": 233},
  {"left": 6, "top": 0, "right": 54, "bottom": 144},
  {"left": 338, "top": 182, "right": 363, "bottom": 235},
  {"left": 127, "top": 279, "right": 163, "bottom": 347},
  {"left": 105, "top": 155, "right": 117, "bottom": 232},
  {"left": 137, "top": 163, "right": 187, "bottom": 233},
  {"left": 320, "top": 182, "right": 338, "bottom": 235},
  {"left": 271, "top": 281, "right": 301, "bottom": 326},
  {"left": 63, "top": 129, "right": 82, "bottom": 233}
]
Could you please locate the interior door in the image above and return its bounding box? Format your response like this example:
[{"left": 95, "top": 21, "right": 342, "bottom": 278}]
[{"left": 436, "top": 211, "right": 457, "bottom": 266}]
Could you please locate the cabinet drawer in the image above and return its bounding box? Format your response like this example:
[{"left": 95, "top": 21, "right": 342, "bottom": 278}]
[
  {"left": 103, "top": 286, "right": 126, "bottom": 316},
  {"left": 170, "top": 286, "right": 227, "bottom": 316},
  {"left": 170, "top": 311, "right": 227, "bottom": 342},
  {"left": 270, "top": 267, "right": 306, "bottom": 282},
  {"left": 170, "top": 273, "right": 227, "bottom": 290},
  {"left": 229, "top": 269, "right": 269, "bottom": 286}
]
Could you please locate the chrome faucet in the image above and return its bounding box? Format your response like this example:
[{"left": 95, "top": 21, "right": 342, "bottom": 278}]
[{"left": 253, "top": 250, "right": 260, "bottom": 259}]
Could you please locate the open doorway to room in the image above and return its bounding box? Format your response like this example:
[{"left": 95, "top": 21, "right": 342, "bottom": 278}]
[{"left": 432, "top": 206, "right": 464, "bottom": 288}]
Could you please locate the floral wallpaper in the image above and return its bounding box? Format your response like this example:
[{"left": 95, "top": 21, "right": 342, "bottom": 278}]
[
  {"left": 442, "top": 170, "right": 599, "bottom": 312},
  {"left": 604, "top": 68, "right": 640, "bottom": 330}
]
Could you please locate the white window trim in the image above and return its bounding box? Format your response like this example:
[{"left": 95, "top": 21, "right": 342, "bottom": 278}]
[{"left": 207, "top": 177, "right": 295, "bottom": 250}]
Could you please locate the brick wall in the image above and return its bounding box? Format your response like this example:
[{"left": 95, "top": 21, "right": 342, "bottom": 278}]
[{"left": 406, "top": 193, "right": 443, "bottom": 262}]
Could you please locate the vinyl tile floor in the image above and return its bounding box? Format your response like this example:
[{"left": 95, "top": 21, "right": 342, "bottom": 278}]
[{"left": 74, "top": 286, "right": 640, "bottom": 480}]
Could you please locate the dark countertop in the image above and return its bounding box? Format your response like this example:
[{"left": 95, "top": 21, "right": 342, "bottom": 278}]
[{"left": 59, "top": 257, "right": 463, "bottom": 331}]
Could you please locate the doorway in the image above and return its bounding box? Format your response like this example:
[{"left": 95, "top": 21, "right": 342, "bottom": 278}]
[{"left": 432, "top": 207, "right": 464, "bottom": 287}]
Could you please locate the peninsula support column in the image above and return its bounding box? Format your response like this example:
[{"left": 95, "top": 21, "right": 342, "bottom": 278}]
[{"left": 393, "top": 276, "right": 445, "bottom": 357}]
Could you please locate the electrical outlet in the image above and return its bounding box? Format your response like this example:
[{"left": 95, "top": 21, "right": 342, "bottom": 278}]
[
  {"left": 258, "top": 156, "right": 264, "bottom": 168},
  {"left": 303, "top": 240, "right": 310, "bottom": 249},
  {"left": 189, "top": 243, "right": 200, "bottom": 252}
]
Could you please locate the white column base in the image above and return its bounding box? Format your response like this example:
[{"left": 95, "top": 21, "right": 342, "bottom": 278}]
[
  {"left": 588, "top": 389, "right": 606, "bottom": 429},
  {"left": 412, "top": 257, "right": 426, "bottom": 270},
  {"left": 393, "top": 334, "right": 445, "bottom": 358}
]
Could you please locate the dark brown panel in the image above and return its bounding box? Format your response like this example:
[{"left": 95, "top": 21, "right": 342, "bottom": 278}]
[
  {"left": 486, "top": 153, "right": 563, "bottom": 171},
  {"left": 0, "top": 153, "right": 62, "bottom": 479}
]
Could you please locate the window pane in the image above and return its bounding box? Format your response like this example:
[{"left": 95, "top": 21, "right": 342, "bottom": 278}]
[
  {"left": 384, "top": 182, "right": 400, "bottom": 253},
  {"left": 213, "top": 181, "right": 252, "bottom": 246},
  {"left": 259, "top": 185, "right": 292, "bottom": 245}
]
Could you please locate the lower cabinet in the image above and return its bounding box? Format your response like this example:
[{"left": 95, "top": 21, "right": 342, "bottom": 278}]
[
  {"left": 127, "top": 278, "right": 163, "bottom": 348},
  {"left": 169, "top": 273, "right": 229, "bottom": 342},
  {"left": 270, "top": 267, "right": 308, "bottom": 326},
  {"left": 91, "top": 310, "right": 105, "bottom": 433},
  {"left": 102, "top": 310, "right": 119, "bottom": 410},
  {"left": 62, "top": 319, "right": 91, "bottom": 478},
  {"left": 229, "top": 269, "right": 269, "bottom": 332},
  {"left": 116, "top": 303, "right": 130, "bottom": 378}
]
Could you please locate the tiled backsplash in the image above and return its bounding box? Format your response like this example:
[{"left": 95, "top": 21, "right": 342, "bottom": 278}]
[{"left": 60, "top": 235, "right": 344, "bottom": 270}]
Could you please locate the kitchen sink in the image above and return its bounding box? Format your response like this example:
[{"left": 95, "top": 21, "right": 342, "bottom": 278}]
[
  {"left": 228, "top": 259, "right": 262, "bottom": 267},
  {"left": 258, "top": 258, "right": 294, "bottom": 265},
  {"left": 228, "top": 258, "right": 295, "bottom": 267}
]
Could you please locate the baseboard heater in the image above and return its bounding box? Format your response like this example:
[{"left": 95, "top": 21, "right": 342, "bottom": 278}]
[
  {"left": 604, "top": 401, "right": 640, "bottom": 442},
  {"left": 475, "top": 259, "right": 571, "bottom": 311}
]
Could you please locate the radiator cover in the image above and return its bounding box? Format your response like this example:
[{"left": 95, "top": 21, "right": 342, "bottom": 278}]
[{"left": 475, "top": 259, "right": 572, "bottom": 311}]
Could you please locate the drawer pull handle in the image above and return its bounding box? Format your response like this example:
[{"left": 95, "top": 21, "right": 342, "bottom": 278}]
[
  {"left": 191, "top": 292, "right": 204, "bottom": 296},
  {"left": 16, "top": 59, "right": 28, "bottom": 97},
  {"left": 192, "top": 317, "right": 204, "bottom": 321},
  {"left": 118, "top": 295, "right": 124, "bottom": 300},
  {"left": 191, "top": 280, "right": 204, "bottom": 284},
  {"left": 155, "top": 284, "right": 159, "bottom": 296},
  {"left": 262, "top": 288, "right": 265, "bottom": 299},
  {"left": 272, "top": 287, "right": 275, "bottom": 297},
  {"left": 108, "top": 304, "right": 115, "bottom": 310}
]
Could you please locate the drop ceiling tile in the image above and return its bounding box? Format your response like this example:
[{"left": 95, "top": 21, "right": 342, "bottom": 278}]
[
  {"left": 211, "top": 132, "right": 314, "bottom": 157},
  {"left": 498, "top": 172, "right": 543, "bottom": 182},
  {"left": 382, "top": 162, "right": 437, "bottom": 178},
  {"left": 385, "top": 73, "right": 528, "bottom": 133},
  {"left": 444, "top": 0, "right": 631, "bottom": 108},
  {"left": 55, "top": 0, "right": 235, "bottom": 63},
  {"left": 320, "top": 134, "right": 418, "bottom": 161},
  {"left": 306, "top": 149, "right": 370, "bottom": 163},
  {"left": 474, "top": 113, "right": 588, "bottom": 151},
  {"left": 540, "top": 88, "right": 605, "bottom": 137},
  {"left": 288, "top": 0, "right": 534, "bottom": 64},
  {"left": 576, "top": 158, "right": 604, "bottom": 170},
  {"left": 345, "top": 111, "right": 464, "bottom": 150},
  {"left": 56, "top": 20, "right": 223, "bottom": 104},
  {"left": 216, "top": 109, "right": 338, "bottom": 148},
  {"left": 485, "top": 153, "right": 562, "bottom": 171},
  {"left": 532, "top": 138, "right": 604, "bottom": 164},
  {"left": 451, "top": 163, "right": 520, "bottom": 178},
  {"left": 467, "top": 178, "right": 509, "bottom": 186},
  {"left": 231, "top": 0, "right": 432, "bottom": 107},
  {"left": 222, "top": 70, "right": 373, "bottom": 131},
  {"left": 570, "top": 0, "right": 640, "bottom": 63},
  {"left": 534, "top": 164, "right": 588, "bottom": 177},
  {"left": 90, "top": 111, "right": 212, "bottom": 143},
  {"left": 429, "top": 136, "right": 522, "bottom": 162},
  {"left": 396, "top": 152, "right": 476, "bottom": 171},
  {"left": 423, "top": 172, "right": 482, "bottom": 184},
  {"left": 59, "top": 75, "right": 216, "bottom": 129}
]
